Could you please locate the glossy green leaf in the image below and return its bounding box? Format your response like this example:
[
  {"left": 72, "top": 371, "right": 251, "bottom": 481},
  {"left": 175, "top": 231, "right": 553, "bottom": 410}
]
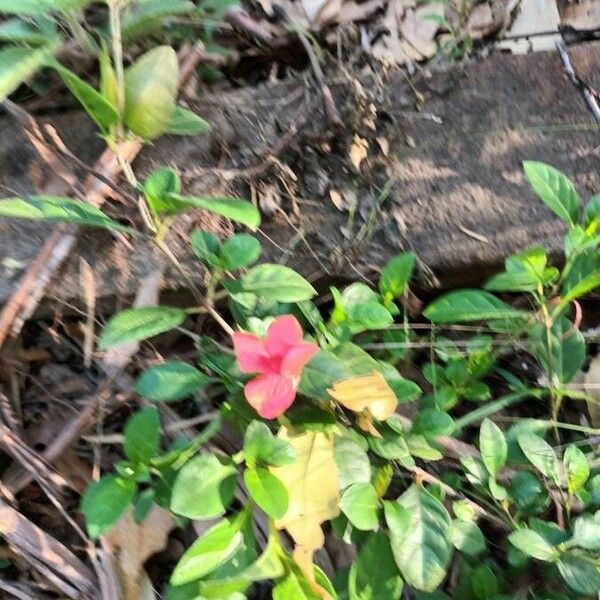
[
  {"left": 449, "top": 519, "right": 486, "bottom": 556},
  {"left": 135, "top": 361, "right": 208, "bottom": 402},
  {"left": 0, "top": 19, "right": 54, "bottom": 44},
  {"left": 190, "top": 229, "right": 221, "bottom": 268},
  {"left": 124, "top": 407, "right": 160, "bottom": 464},
  {"left": 563, "top": 445, "right": 590, "bottom": 494},
  {"left": 171, "top": 454, "right": 237, "bottom": 519},
  {"left": 517, "top": 432, "right": 560, "bottom": 483},
  {"left": 334, "top": 435, "right": 371, "bottom": 490},
  {"left": 220, "top": 234, "right": 261, "bottom": 270},
  {"left": 167, "top": 105, "right": 212, "bottom": 135},
  {"left": 99, "top": 306, "right": 186, "bottom": 349},
  {"left": 244, "top": 467, "right": 288, "bottom": 519},
  {"left": 124, "top": 45, "right": 178, "bottom": 140},
  {"left": 0, "top": 44, "right": 51, "bottom": 101},
  {"left": 557, "top": 551, "right": 600, "bottom": 596},
  {"left": 340, "top": 482, "right": 380, "bottom": 531},
  {"left": 379, "top": 252, "right": 416, "bottom": 299},
  {"left": 199, "top": 532, "right": 284, "bottom": 597},
  {"left": 81, "top": 475, "right": 135, "bottom": 538},
  {"left": 241, "top": 264, "right": 316, "bottom": 302},
  {"left": 348, "top": 531, "right": 403, "bottom": 600},
  {"left": 523, "top": 161, "right": 579, "bottom": 225},
  {"left": 53, "top": 64, "right": 120, "bottom": 132},
  {"left": 508, "top": 528, "right": 557, "bottom": 561},
  {"left": 170, "top": 194, "right": 260, "bottom": 230},
  {"left": 171, "top": 514, "right": 244, "bottom": 585},
  {"left": 243, "top": 421, "right": 296, "bottom": 467},
  {"left": 143, "top": 168, "right": 181, "bottom": 215},
  {"left": 411, "top": 409, "right": 454, "bottom": 437},
  {"left": 0, "top": 195, "right": 127, "bottom": 230},
  {"left": 388, "top": 485, "right": 452, "bottom": 592},
  {"left": 423, "top": 290, "right": 528, "bottom": 324},
  {"left": 570, "top": 512, "right": 600, "bottom": 550},
  {"left": 479, "top": 418, "right": 507, "bottom": 477}
]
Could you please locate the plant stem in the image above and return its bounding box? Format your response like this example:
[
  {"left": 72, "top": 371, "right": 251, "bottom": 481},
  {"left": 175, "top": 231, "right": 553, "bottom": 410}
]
[
  {"left": 451, "top": 388, "right": 545, "bottom": 432},
  {"left": 108, "top": 0, "right": 125, "bottom": 124}
]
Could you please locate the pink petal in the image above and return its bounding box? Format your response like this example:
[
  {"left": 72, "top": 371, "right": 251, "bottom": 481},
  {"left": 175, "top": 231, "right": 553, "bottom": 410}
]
[
  {"left": 244, "top": 373, "right": 296, "bottom": 419},
  {"left": 281, "top": 342, "right": 319, "bottom": 379},
  {"left": 232, "top": 332, "right": 268, "bottom": 374},
  {"left": 265, "top": 315, "right": 303, "bottom": 356}
]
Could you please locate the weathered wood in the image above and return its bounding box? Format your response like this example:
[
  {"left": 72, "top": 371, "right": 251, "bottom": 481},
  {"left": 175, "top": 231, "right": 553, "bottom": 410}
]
[{"left": 0, "top": 43, "right": 599, "bottom": 312}]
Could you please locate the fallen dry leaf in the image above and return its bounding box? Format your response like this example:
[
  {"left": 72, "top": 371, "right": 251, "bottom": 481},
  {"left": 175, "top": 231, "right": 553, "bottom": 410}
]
[
  {"left": 271, "top": 427, "right": 339, "bottom": 595},
  {"left": 328, "top": 370, "right": 398, "bottom": 421},
  {"left": 106, "top": 505, "right": 175, "bottom": 600},
  {"left": 349, "top": 135, "right": 369, "bottom": 171}
]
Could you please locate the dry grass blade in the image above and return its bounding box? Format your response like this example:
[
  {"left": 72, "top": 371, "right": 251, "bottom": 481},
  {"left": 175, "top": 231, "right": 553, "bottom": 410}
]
[{"left": 0, "top": 499, "right": 97, "bottom": 599}]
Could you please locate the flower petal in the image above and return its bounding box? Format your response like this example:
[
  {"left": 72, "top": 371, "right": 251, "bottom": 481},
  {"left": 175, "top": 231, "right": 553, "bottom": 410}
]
[
  {"left": 265, "top": 315, "right": 303, "bottom": 356},
  {"left": 232, "top": 332, "right": 268, "bottom": 373},
  {"left": 281, "top": 342, "right": 319, "bottom": 379},
  {"left": 244, "top": 373, "right": 296, "bottom": 419}
]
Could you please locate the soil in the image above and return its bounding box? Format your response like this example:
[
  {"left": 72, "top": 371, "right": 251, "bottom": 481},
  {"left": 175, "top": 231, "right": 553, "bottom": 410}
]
[{"left": 1, "top": 42, "right": 599, "bottom": 310}]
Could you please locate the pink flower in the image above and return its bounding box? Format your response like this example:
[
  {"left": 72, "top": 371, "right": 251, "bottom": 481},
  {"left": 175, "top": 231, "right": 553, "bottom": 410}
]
[{"left": 232, "top": 315, "right": 319, "bottom": 419}]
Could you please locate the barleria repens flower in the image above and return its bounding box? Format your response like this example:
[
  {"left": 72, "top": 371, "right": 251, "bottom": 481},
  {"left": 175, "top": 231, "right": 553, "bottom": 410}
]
[{"left": 232, "top": 315, "right": 319, "bottom": 419}]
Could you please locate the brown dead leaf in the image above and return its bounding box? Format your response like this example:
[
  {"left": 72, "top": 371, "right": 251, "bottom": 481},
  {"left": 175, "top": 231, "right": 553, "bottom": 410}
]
[
  {"left": 349, "top": 135, "right": 369, "bottom": 171},
  {"left": 106, "top": 505, "right": 175, "bottom": 600}
]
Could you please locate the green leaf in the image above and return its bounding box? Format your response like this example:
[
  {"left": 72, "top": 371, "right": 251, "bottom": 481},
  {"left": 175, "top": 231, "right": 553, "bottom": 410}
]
[
  {"left": 470, "top": 564, "right": 499, "bottom": 600},
  {"left": 411, "top": 409, "right": 454, "bottom": 437},
  {"left": 99, "top": 306, "right": 186, "bottom": 349},
  {"left": 124, "top": 407, "right": 160, "bottom": 464},
  {"left": 0, "top": 44, "right": 52, "bottom": 100},
  {"left": 135, "top": 361, "right": 208, "bottom": 402},
  {"left": 563, "top": 445, "right": 590, "bottom": 494},
  {"left": 388, "top": 485, "right": 452, "bottom": 592},
  {"left": 334, "top": 435, "right": 371, "bottom": 490},
  {"left": 557, "top": 551, "right": 600, "bottom": 596},
  {"left": 423, "top": 290, "right": 528, "bottom": 324},
  {"left": 570, "top": 513, "right": 600, "bottom": 550},
  {"left": 528, "top": 316, "right": 585, "bottom": 384},
  {"left": 383, "top": 500, "right": 410, "bottom": 539},
  {"left": 479, "top": 418, "right": 507, "bottom": 477},
  {"left": 0, "top": 196, "right": 128, "bottom": 230},
  {"left": 244, "top": 467, "right": 288, "bottom": 519},
  {"left": 523, "top": 161, "right": 580, "bottom": 225},
  {"left": 517, "top": 432, "right": 560, "bottom": 483},
  {"left": 449, "top": 520, "right": 486, "bottom": 557},
  {"left": 124, "top": 45, "right": 178, "bottom": 140},
  {"left": 220, "top": 234, "right": 261, "bottom": 270},
  {"left": 0, "top": 19, "right": 55, "bottom": 44},
  {"left": 171, "top": 513, "right": 244, "bottom": 585},
  {"left": 53, "top": 64, "right": 120, "bottom": 132},
  {"left": 170, "top": 194, "right": 260, "bottom": 230},
  {"left": 508, "top": 528, "right": 557, "bottom": 561},
  {"left": 379, "top": 252, "right": 416, "bottom": 299},
  {"left": 347, "top": 302, "right": 393, "bottom": 332},
  {"left": 190, "top": 229, "right": 221, "bottom": 268},
  {"left": 81, "top": 475, "right": 136, "bottom": 538},
  {"left": 243, "top": 421, "right": 296, "bottom": 467},
  {"left": 340, "top": 482, "right": 380, "bottom": 531},
  {"left": 508, "top": 471, "right": 546, "bottom": 512},
  {"left": 170, "top": 454, "right": 237, "bottom": 519},
  {"left": 348, "top": 531, "right": 403, "bottom": 600},
  {"left": 0, "top": 0, "right": 91, "bottom": 13},
  {"left": 199, "top": 532, "right": 284, "bottom": 597},
  {"left": 369, "top": 424, "right": 413, "bottom": 465},
  {"left": 584, "top": 193, "right": 600, "bottom": 226},
  {"left": 143, "top": 168, "right": 181, "bottom": 216},
  {"left": 166, "top": 105, "right": 212, "bottom": 135},
  {"left": 99, "top": 42, "right": 118, "bottom": 110},
  {"left": 562, "top": 269, "right": 600, "bottom": 304},
  {"left": 241, "top": 264, "right": 316, "bottom": 302}
]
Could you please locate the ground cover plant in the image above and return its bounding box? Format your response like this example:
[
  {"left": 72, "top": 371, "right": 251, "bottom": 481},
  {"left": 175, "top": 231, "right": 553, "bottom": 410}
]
[{"left": 0, "top": 2, "right": 600, "bottom": 600}]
